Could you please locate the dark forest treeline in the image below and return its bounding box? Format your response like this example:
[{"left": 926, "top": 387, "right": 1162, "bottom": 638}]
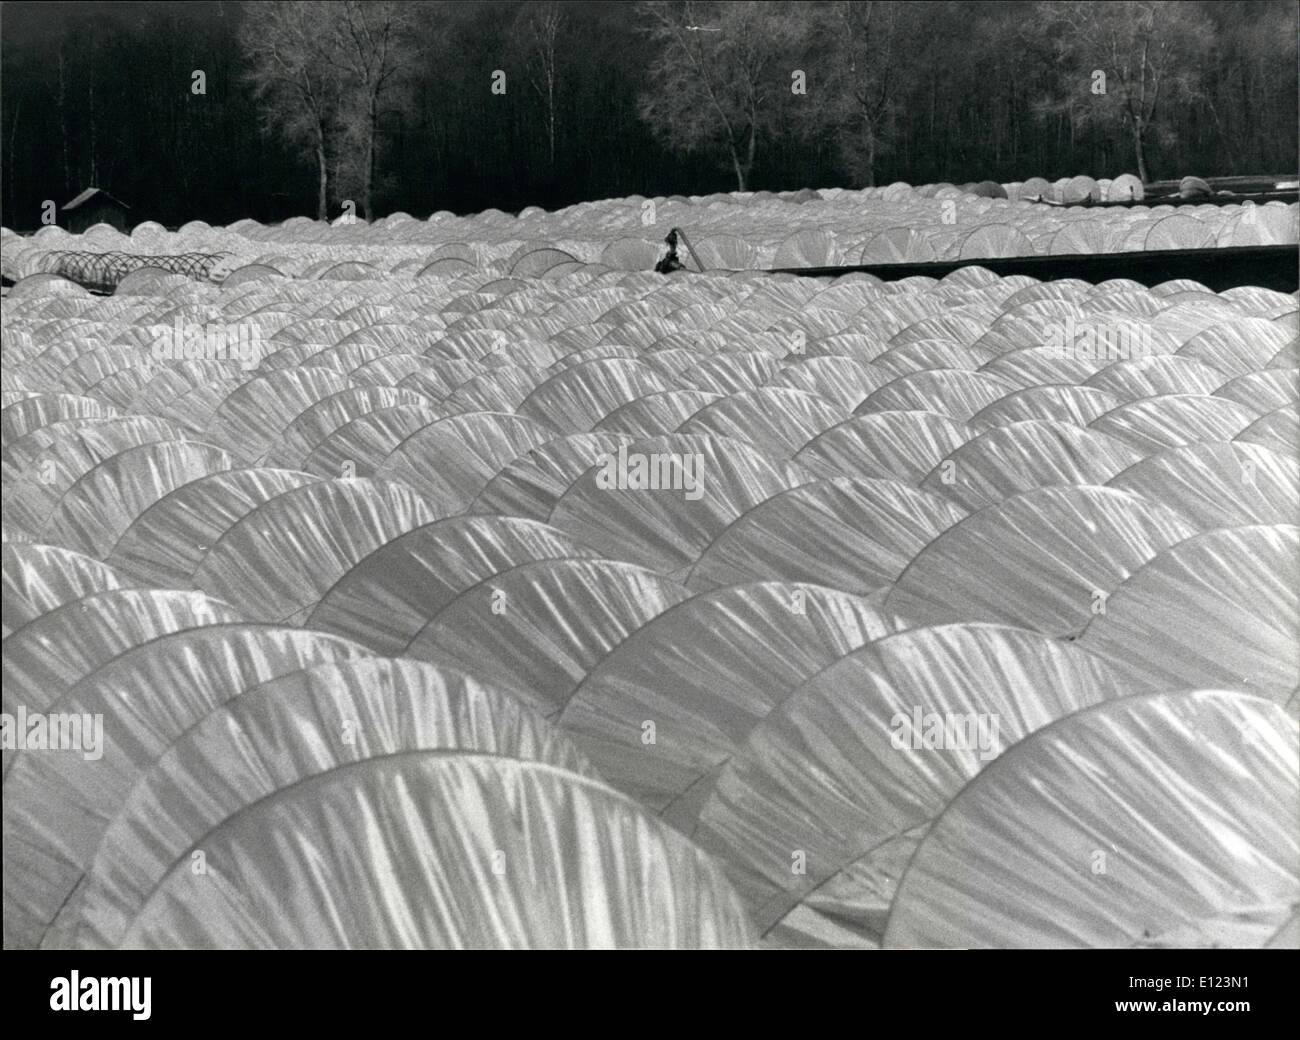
[{"left": 0, "top": 0, "right": 1295, "bottom": 229}]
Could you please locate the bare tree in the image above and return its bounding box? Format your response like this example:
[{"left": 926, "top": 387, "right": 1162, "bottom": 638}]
[
  {"left": 240, "top": 1, "right": 340, "bottom": 220},
  {"left": 513, "top": 1, "right": 565, "bottom": 170},
  {"left": 1033, "top": 0, "right": 1215, "bottom": 183},
  {"left": 323, "top": 0, "right": 425, "bottom": 221},
  {"left": 636, "top": 0, "right": 812, "bottom": 192},
  {"left": 57, "top": 42, "right": 71, "bottom": 194},
  {"left": 806, "top": 1, "right": 915, "bottom": 188}
]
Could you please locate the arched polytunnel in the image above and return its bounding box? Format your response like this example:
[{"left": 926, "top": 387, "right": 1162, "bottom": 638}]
[
  {"left": 118, "top": 752, "right": 753, "bottom": 949},
  {"left": 1076, "top": 525, "right": 1299, "bottom": 698},
  {"left": 3, "top": 178, "right": 1296, "bottom": 950},
  {"left": 3, "top": 625, "right": 378, "bottom": 949},
  {"left": 189, "top": 477, "right": 439, "bottom": 624},
  {"left": 103, "top": 467, "right": 322, "bottom": 586},
  {"left": 559, "top": 581, "right": 892, "bottom": 812},
  {"left": 405, "top": 557, "right": 692, "bottom": 715},
  {"left": 687, "top": 476, "right": 967, "bottom": 594},
  {"left": 690, "top": 623, "right": 1127, "bottom": 945},
  {"left": 885, "top": 485, "right": 1198, "bottom": 635},
  {"left": 882, "top": 691, "right": 1298, "bottom": 949},
  {"left": 2, "top": 588, "right": 244, "bottom": 721},
  {"left": 1, "top": 543, "right": 132, "bottom": 634},
  {"left": 41, "top": 656, "right": 610, "bottom": 949}
]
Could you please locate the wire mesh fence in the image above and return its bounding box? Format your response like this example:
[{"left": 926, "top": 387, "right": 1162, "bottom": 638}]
[{"left": 38, "top": 251, "right": 228, "bottom": 293}]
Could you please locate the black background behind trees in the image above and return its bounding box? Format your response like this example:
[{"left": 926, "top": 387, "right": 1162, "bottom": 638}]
[{"left": 1, "top": 0, "right": 1295, "bottom": 230}]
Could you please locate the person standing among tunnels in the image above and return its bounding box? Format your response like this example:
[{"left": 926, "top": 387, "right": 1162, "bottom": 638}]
[{"left": 655, "top": 227, "right": 687, "bottom": 273}]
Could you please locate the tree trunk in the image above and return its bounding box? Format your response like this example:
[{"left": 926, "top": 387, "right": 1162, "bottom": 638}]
[
  {"left": 862, "top": 117, "right": 877, "bottom": 187},
  {"left": 1133, "top": 122, "right": 1150, "bottom": 183},
  {"left": 7, "top": 97, "right": 20, "bottom": 220},
  {"left": 58, "top": 47, "right": 70, "bottom": 195},
  {"left": 363, "top": 92, "right": 376, "bottom": 220},
  {"left": 548, "top": 89, "right": 556, "bottom": 168},
  {"left": 1239, "top": 69, "right": 1252, "bottom": 166},
  {"left": 733, "top": 121, "right": 756, "bottom": 192},
  {"left": 546, "top": 61, "right": 556, "bottom": 168},
  {"left": 732, "top": 152, "right": 747, "bottom": 192},
  {"left": 316, "top": 138, "right": 329, "bottom": 221},
  {"left": 88, "top": 48, "right": 97, "bottom": 186}
]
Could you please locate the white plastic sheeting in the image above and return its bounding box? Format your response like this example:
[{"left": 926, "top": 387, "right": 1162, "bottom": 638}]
[
  {"left": 121, "top": 754, "right": 754, "bottom": 949},
  {"left": 884, "top": 485, "right": 1198, "bottom": 635},
  {"left": 55, "top": 658, "right": 602, "bottom": 949},
  {"left": 694, "top": 623, "right": 1127, "bottom": 945},
  {"left": 883, "top": 692, "right": 1298, "bottom": 948},
  {"left": 3, "top": 626, "right": 376, "bottom": 948},
  {"left": 2, "top": 543, "right": 130, "bottom": 634},
  {"left": 561, "top": 581, "right": 892, "bottom": 814},
  {"left": 4, "top": 228, "right": 1296, "bottom": 949}
]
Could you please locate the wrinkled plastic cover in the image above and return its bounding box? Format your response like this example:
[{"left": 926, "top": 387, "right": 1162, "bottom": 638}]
[
  {"left": 1086, "top": 354, "right": 1227, "bottom": 401},
  {"left": 595, "top": 388, "right": 721, "bottom": 439},
  {"left": 688, "top": 477, "right": 967, "bottom": 594},
  {"left": 688, "top": 350, "right": 780, "bottom": 392},
  {"left": 2, "top": 624, "right": 375, "bottom": 949},
  {"left": 1237, "top": 403, "right": 1299, "bottom": 456},
  {"left": 42, "top": 440, "right": 235, "bottom": 559},
  {"left": 203, "top": 367, "right": 351, "bottom": 464},
  {"left": 549, "top": 433, "right": 799, "bottom": 575},
  {"left": 1, "top": 392, "right": 118, "bottom": 443},
  {"left": 471, "top": 432, "right": 632, "bottom": 521},
  {"left": 445, "top": 363, "right": 551, "bottom": 414},
  {"left": 1089, "top": 393, "right": 1259, "bottom": 454},
  {"left": 61, "top": 657, "right": 595, "bottom": 949},
  {"left": 408, "top": 557, "right": 691, "bottom": 715},
  {"left": 562, "top": 582, "right": 892, "bottom": 813},
  {"left": 679, "top": 386, "right": 846, "bottom": 459},
  {"left": 2, "top": 543, "right": 128, "bottom": 635},
  {"left": 3, "top": 417, "right": 195, "bottom": 537},
  {"left": 972, "top": 384, "right": 1122, "bottom": 428},
  {"left": 1107, "top": 440, "right": 1299, "bottom": 529},
  {"left": 2, "top": 588, "right": 242, "bottom": 719},
  {"left": 1178, "top": 320, "right": 1293, "bottom": 379},
  {"left": 885, "top": 485, "right": 1197, "bottom": 636},
  {"left": 105, "top": 467, "right": 320, "bottom": 586},
  {"left": 884, "top": 691, "right": 1299, "bottom": 948},
  {"left": 1078, "top": 525, "right": 1299, "bottom": 699},
  {"left": 918, "top": 420, "right": 1141, "bottom": 512},
  {"left": 191, "top": 478, "right": 436, "bottom": 624},
  {"left": 120, "top": 755, "right": 754, "bottom": 949},
  {"left": 692, "top": 623, "right": 1125, "bottom": 940},
  {"left": 518, "top": 358, "right": 670, "bottom": 432},
  {"left": 768, "top": 355, "right": 890, "bottom": 411},
  {"left": 858, "top": 368, "right": 1016, "bottom": 422},
  {"left": 261, "top": 386, "right": 436, "bottom": 468},
  {"left": 307, "top": 516, "right": 599, "bottom": 654},
  {"left": 796, "top": 410, "right": 972, "bottom": 485},
  {"left": 376, "top": 410, "right": 554, "bottom": 514},
  {"left": 301, "top": 401, "right": 443, "bottom": 478},
  {"left": 0, "top": 417, "right": 152, "bottom": 483}
]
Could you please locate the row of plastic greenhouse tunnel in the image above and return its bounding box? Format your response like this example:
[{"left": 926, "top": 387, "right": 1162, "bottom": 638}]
[
  {"left": 3, "top": 176, "right": 1297, "bottom": 288},
  {"left": 1, "top": 186, "right": 1297, "bottom": 948}
]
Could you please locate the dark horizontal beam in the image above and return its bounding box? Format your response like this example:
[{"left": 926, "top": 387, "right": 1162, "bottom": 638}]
[
  {"left": 1146, "top": 175, "right": 1297, "bottom": 194},
  {"left": 770, "top": 244, "right": 1299, "bottom": 293},
  {"left": 1039, "top": 191, "right": 1297, "bottom": 210}
]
